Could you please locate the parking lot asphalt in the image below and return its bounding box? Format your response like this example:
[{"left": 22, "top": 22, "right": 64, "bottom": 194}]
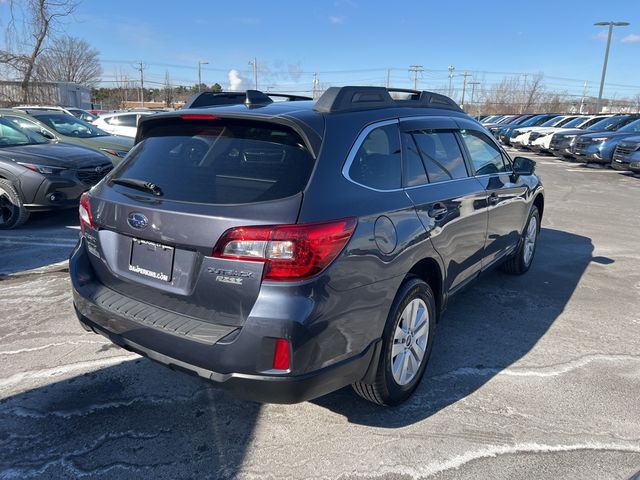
[{"left": 1, "top": 151, "right": 639, "bottom": 480}]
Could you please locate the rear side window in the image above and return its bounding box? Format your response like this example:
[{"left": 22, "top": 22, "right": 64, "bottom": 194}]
[
  {"left": 459, "top": 130, "right": 508, "bottom": 175},
  {"left": 348, "top": 123, "right": 401, "bottom": 190},
  {"left": 412, "top": 130, "right": 468, "bottom": 183},
  {"left": 111, "top": 118, "right": 314, "bottom": 205},
  {"left": 119, "top": 115, "right": 137, "bottom": 127}
]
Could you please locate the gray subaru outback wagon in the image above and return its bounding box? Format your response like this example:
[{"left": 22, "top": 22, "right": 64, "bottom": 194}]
[{"left": 70, "top": 87, "right": 543, "bottom": 405}]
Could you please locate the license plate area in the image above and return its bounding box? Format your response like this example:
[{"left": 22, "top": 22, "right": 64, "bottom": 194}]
[{"left": 129, "top": 238, "right": 174, "bottom": 282}]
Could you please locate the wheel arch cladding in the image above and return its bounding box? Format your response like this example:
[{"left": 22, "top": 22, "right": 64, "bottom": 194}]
[
  {"left": 533, "top": 193, "right": 544, "bottom": 221},
  {"left": 407, "top": 257, "right": 443, "bottom": 317}
]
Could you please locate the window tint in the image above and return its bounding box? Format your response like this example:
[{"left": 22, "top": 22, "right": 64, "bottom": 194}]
[
  {"left": 349, "top": 123, "right": 401, "bottom": 190},
  {"left": 460, "top": 130, "right": 507, "bottom": 175},
  {"left": 412, "top": 130, "right": 468, "bottom": 183},
  {"left": 118, "top": 114, "right": 137, "bottom": 127},
  {"left": 402, "top": 133, "right": 429, "bottom": 187},
  {"left": 111, "top": 119, "right": 315, "bottom": 205}
]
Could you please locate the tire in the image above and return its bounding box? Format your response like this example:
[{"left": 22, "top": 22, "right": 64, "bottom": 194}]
[
  {"left": 501, "top": 206, "right": 540, "bottom": 275},
  {"left": 352, "top": 277, "right": 436, "bottom": 406},
  {"left": 0, "top": 179, "right": 29, "bottom": 230}
]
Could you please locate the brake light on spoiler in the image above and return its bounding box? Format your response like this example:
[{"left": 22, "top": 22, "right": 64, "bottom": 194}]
[{"left": 212, "top": 218, "right": 357, "bottom": 282}]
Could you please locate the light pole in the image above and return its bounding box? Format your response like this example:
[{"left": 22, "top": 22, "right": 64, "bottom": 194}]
[
  {"left": 198, "top": 61, "right": 209, "bottom": 92},
  {"left": 594, "top": 21, "right": 629, "bottom": 113}
]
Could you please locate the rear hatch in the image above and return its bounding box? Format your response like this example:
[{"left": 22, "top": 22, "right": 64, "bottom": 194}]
[{"left": 85, "top": 114, "right": 317, "bottom": 327}]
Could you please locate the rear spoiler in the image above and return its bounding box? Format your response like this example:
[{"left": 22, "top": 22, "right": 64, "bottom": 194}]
[{"left": 135, "top": 111, "right": 322, "bottom": 159}]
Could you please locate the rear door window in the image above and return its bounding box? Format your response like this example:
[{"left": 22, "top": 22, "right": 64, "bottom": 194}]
[
  {"left": 412, "top": 130, "right": 468, "bottom": 183},
  {"left": 110, "top": 118, "right": 315, "bottom": 205},
  {"left": 348, "top": 123, "right": 401, "bottom": 190}
]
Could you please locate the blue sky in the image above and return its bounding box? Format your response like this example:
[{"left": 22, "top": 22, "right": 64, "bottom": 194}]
[{"left": 3, "top": 0, "right": 640, "bottom": 98}]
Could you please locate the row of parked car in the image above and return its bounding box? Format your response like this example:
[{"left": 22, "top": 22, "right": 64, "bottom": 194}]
[
  {"left": 478, "top": 113, "right": 640, "bottom": 173},
  {"left": 0, "top": 106, "right": 139, "bottom": 228}
]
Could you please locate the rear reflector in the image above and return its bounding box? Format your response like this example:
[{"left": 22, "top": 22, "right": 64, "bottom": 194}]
[
  {"left": 272, "top": 339, "right": 290, "bottom": 370},
  {"left": 79, "top": 192, "right": 94, "bottom": 234},
  {"left": 212, "top": 218, "right": 357, "bottom": 282},
  {"left": 180, "top": 114, "right": 220, "bottom": 120}
]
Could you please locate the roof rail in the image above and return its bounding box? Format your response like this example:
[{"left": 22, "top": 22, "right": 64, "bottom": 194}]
[
  {"left": 184, "top": 90, "right": 312, "bottom": 109},
  {"left": 313, "top": 86, "right": 463, "bottom": 114}
]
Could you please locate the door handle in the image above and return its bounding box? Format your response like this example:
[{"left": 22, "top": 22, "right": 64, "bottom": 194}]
[
  {"left": 428, "top": 204, "right": 448, "bottom": 219},
  {"left": 488, "top": 193, "right": 500, "bottom": 206}
]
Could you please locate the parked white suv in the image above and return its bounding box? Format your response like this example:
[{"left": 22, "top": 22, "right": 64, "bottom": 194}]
[
  {"left": 511, "top": 115, "right": 577, "bottom": 149},
  {"left": 93, "top": 111, "right": 156, "bottom": 138},
  {"left": 529, "top": 116, "right": 610, "bottom": 153}
]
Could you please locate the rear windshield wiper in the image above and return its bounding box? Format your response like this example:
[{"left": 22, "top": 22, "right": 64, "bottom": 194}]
[{"left": 110, "top": 177, "right": 163, "bottom": 196}]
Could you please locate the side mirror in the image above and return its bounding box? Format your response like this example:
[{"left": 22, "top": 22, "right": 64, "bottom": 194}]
[
  {"left": 512, "top": 156, "right": 536, "bottom": 176},
  {"left": 40, "top": 130, "right": 56, "bottom": 140}
]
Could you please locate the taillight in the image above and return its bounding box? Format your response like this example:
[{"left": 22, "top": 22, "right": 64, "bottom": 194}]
[
  {"left": 79, "top": 192, "right": 94, "bottom": 234},
  {"left": 212, "top": 218, "right": 357, "bottom": 282}
]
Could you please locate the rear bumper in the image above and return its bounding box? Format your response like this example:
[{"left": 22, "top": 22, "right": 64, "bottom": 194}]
[
  {"left": 75, "top": 308, "right": 378, "bottom": 404},
  {"left": 69, "top": 238, "right": 381, "bottom": 403}
]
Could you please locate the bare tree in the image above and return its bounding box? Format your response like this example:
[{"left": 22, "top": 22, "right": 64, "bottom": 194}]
[
  {"left": 1, "top": 0, "right": 79, "bottom": 102},
  {"left": 35, "top": 35, "right": 101, "bottom": 86},
  {"left": 114, "top": 68, "right": 132, "bottom": 109},
  {"left": 521, "top": 73, "right": 544, "bottom": 113}
]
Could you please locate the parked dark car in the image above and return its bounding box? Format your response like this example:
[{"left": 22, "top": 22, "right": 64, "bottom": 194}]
[
  {"left": 572, "top": 116, "right": 640, "bottom": 164},
  {"left": 0, "top": 117, "right": 113, "bottom": 229},
  {"left": 548, "top": 114, "right": 630, "bottom": 159},
  {"left": 487, "top": 114, "right": 535, "bottom": 138},
  {"left": 70, "top": 87, "right": 544, "bottom": 406},
  {"left": 611, "top": 136, "right": 640, "bottom": 171}
]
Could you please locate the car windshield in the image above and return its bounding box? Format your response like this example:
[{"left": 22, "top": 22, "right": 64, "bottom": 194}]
[
  {"left": 540, "top": 117, "right": 563, "bottom": 127},
  {"left": 34, "top": 113, "right": 109, "bottom": 138},
  {"left": 617, "top": 119, "right": 640, "bottom": 133},
  {"left": 587, "top": 116, "right": 629, "bottom": 132},
  {"left": 0, "top": 117, "right": 50, "bottom": 147},
  {"left": 562, "top": 117, "right": 587, "bottom": 128}
]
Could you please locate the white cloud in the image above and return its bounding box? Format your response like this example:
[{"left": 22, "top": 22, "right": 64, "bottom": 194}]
[
  {"left": 328, "top": 15, "right": 345, "bottom": 24},
  {"left": 595, "top": 30, "right": 608, "bottom": 41},
  {"left": 227, "top": 69, "right": 248, "bottom": 91},
  {"left": 622, "top": 33, "right": 640, "bottom": 43}
]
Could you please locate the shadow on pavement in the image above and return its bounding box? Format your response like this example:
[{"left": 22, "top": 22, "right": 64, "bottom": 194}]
[
  {"left": 0, "top": 358, "right": 261, "bottom": 479},
  {"left": 312, "top": 228, "right": 603, "bottom": 427}
]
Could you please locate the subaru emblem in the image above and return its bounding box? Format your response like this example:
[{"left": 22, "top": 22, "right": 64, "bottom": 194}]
[{"left": 127, "top": 212, "right": 148, "bottom": 229}]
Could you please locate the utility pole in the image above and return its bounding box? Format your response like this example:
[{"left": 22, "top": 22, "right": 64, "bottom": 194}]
[
  {"left": 408, "top": 65, "right": 424, "bottom": 91},
  {"left": 594, "top": 21, "right": 630, "bottom": 113},
  {"left": 580, "top": 81, "right": 589, "bottom": 114},
  {"left": 249, "top": 57, "right": 258, "bottom": 90},
  {"left": 521, "top": 73, "right": 528, "bottom": 114},
  {"left": 469, "top": 80, "right": 480, "bottom": 114},
  {"left": 460, "top": 71, "right": 470, "bottom": 109},
  {"left": 386, "top": 68, "right": 391, "bottom": 88},
  {"left": 198, "top": 60, "right": 209, "bottom": 92},
  {"left": 133, "top": 61, "right": 146, "bottom": 107},
  {"left": 312, "top": 72, "right": 319, "bottom": 99},
  {"left": 448, "top": 65, "right": 455, "bottom": 97}
]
